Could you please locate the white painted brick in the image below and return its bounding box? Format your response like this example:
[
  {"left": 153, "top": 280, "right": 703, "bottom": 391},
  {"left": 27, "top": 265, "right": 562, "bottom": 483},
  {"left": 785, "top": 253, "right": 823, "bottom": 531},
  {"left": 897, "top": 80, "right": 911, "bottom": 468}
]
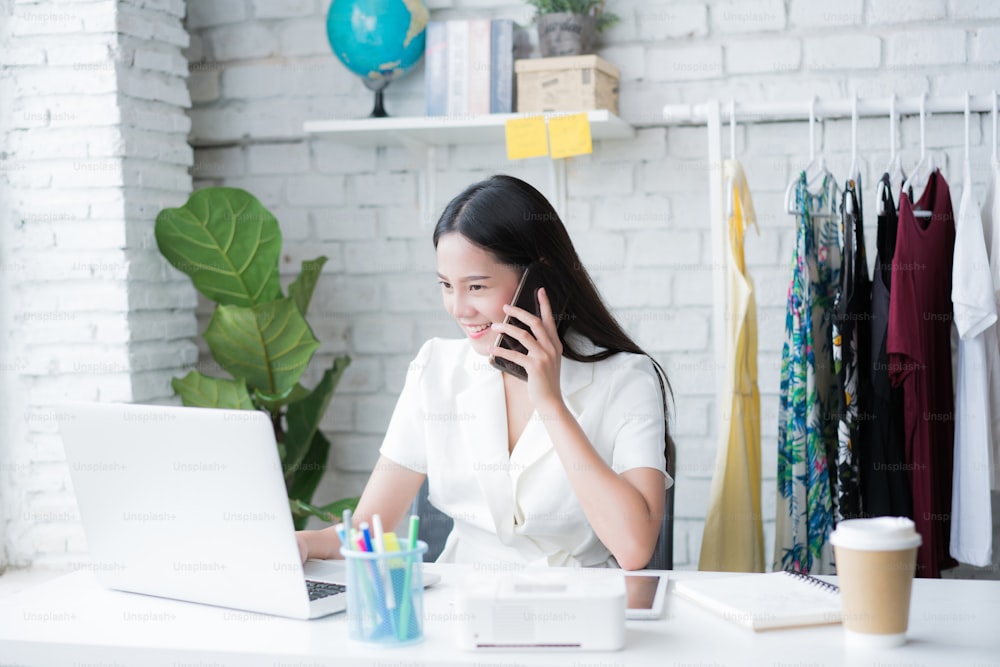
[
  {"left": 643, "top": 158, "right": 712, "bottom": 197},
  {"left": 951, "top": 0, "right": 1000, "bottom": 19},
  {"left": 726, "top": 38, "right": 800, "bottom": 75},
  {"left": 571, "top": 231, "right": 626, "bottom": 274},
  {"left": 153, "top": 19, "right": 191, "bottom": 49},
  {"left": 596, "top": 44, "right": 644, "bottom": 82},
  {"left": 285, "top": 173, "right": 345, "bottom": 206},
  {"left": 12, "top": 9, "right": 85, "bottom": 35},
  {"left": 270, "top": 206, "right": 310, "bottom": 241},
  {"left": 972, "top": 27, "right": 1000, "bottom": 64},
  {"left": 647, "top": 44, "right": 723, "bottom": 82},
  {"left": 123, "top": 100, "right": 192, "bottom": 134},
  {"left": 188, "top": 69, "right": 220, "bottom": 103},
  {"left": 342, "top": 240, "right": 415, "bottom": 274},
  {"left": 131, "top": 46, "right": 189, "bottom": 77},
  {"left": 636, "top": 310, "right": 710, "bottom": 353},
  {"left": 804, "top": 34, "right": 882, "bottom": 71},
  {"left": 868, "top": 0, "right": 946, "bottom": 24},
  {"left": 314, "top": 208, "right": 378, "bottom": 241},
  {"left": 250, "top": 0, "right": 315, "bottom": 19},
  {"left": 312, "top": 140, "right": 378, "bottom": 174},
  {"left": 210, "top": 24, "right": 278, "bottom": 61},
  {"left": 247, "top": 142, "right": 309, "bottom": 175},
  {"left": 336, "top": 355, "right": 382, "bottom": 395},
  {"left": 593, "top": 195, "right": 671, "bottom": 231},
  {"left": 43, "top": 37, "right": 115, "bottom": 66},
  {"left": 3, "top": 46, "right": 47, "bottom": 66},
  {"left": 378, "top": 205, "right": 430, "bottom": 240},
  {"left": 128, "top": 311, "right": 198, "bottom": 342},
  {"left": 191, "top": 146, "right": 245, "bottom": 178},
  {"left": 353, "top": 173, "right": 417, "bottom": 206},
  {"left": 664, "top": 354, "right": 719, "bottom": 398},
  {"left": 626, "top": 230, "right": 701, "bottom": 268},
  {"left": 567, "top": 159, "right": 634, "bottom": 196},
  {"left": 350, "top": 316, "right": 417, "bottom": 354},
  {"left": 788, "top": 0, "right": 863, "bottom": 27},
  {"left": 383, "top": 279, "right": 442, "bottom": 314},
  {"left": 670, "top": 396, "right": 711, "bottom": 438},
  {"left": 636, "top": 2, "right": 708, "bottom": 40},
  {"left": 711, "top": 0, "right": 785, "bottom": 34},
  {"left": 119, "top": 69, "right": 190, "bottom": 107},
  {"left": 672, "top": 273, "right": 714, "bottom": 306},
  {"left": 597, "top": 127, "right": 666, "bottom": 163},
  {"left": 593, "top": 269, "right": 672, "bottom": 308},
  {"left": 186, "top": 1, "right": 248, "bottom": 29},
  {"left": 886, "top": 29, "right": 967, "bottom": 68},
  {"left": 278, "top": 18, "right": 332, "bottom": 57},
  {"left": 14, "top": 66, "right": 117, "bottom": 96},
  {"left": 331, "top": 433, "right": 383, "bottom": 473}
]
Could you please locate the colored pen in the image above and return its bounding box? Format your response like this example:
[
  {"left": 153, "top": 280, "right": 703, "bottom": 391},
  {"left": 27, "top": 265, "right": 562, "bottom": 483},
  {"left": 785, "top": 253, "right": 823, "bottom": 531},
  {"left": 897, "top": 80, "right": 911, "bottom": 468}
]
[
  {"left": 371, "top": 514, "right": 397, "bottom": 610},
  {"left": 360, "top": 522, "right": 374, "bottom": 552},
  {"left": 398, "top": 514, "right": 421, "bottom": 640}
]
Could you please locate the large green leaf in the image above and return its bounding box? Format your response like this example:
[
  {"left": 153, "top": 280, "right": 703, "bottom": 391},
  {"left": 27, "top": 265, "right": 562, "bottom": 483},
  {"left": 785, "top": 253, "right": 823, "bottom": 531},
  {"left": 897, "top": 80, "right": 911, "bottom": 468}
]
[
  {"left": 171, "top": 371, "right": 254, "bottom": 410},
  {"left": 204, "top": 298, "right": 320, "bottom": 396},
  {"left": 284, "top": 355, "right": 351, "bottom": 483},
  {"left": 287, "top": 429, "right": 331, "bottom": 501},
  {"left": 155, "top": 187, "right": 283, "bottom": 307},
  {"left": 253, "top": 384, "right": 311, "bottom": 414},
  {"left": 288, "top": 256, "right": 327, "bottom": 317},
  {"left": 290, "top": 496, "right": 360, "bottom": 529}
]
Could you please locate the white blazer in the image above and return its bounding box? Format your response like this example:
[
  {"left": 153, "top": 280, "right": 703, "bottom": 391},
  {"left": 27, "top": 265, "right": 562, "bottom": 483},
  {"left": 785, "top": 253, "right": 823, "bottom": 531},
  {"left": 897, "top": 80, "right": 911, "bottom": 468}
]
[{"left": 380, "top": 336, "right": 671, "bottom": 568}]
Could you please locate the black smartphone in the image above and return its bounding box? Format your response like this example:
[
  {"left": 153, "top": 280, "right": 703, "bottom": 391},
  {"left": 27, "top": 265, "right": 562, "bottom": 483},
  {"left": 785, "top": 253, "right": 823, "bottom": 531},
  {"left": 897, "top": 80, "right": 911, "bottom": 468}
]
[{"left": 489, "top": 263, "right": 563, "bottom": 381}]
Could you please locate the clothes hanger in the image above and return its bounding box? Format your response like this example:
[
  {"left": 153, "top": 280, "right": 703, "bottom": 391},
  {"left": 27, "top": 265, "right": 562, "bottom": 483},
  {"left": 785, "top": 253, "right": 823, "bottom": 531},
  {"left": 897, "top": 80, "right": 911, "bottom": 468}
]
[
  {"left": 847, "top": 93, "right": 861, "bottom": 188},
  {"left": 876, "top": 95, "right": 906, "bottom": 216},
  {"left": 785, "top": 97, "right": 835, "bottom": 217},
  {"left": 901, "top": 92, "right": 934, "bottom": 217}
]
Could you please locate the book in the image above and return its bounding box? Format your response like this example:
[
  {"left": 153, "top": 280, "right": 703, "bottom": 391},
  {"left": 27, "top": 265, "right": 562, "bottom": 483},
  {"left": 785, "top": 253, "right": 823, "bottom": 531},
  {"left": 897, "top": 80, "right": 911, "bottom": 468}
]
[
  {"left": 466, "top": 19, "right": 491, "bottom": 115},
  {"left": 424, "top": 20, "right": 448, "bottom": 116},
  {"left": 445, "top": 20, "right": 469, "bottom": 116},
  {"left": 672, "top": 571, "right": 842, "bottom": 631},
  {"left": 489, "top": 19, "right": 514, "bottom": 114}
]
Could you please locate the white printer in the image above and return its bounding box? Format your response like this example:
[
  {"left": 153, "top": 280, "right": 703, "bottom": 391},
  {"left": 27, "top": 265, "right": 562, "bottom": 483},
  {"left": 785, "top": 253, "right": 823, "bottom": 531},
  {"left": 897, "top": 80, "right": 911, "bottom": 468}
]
[{"left": 454, "top": 570, "right": 627, "bottom": 651}]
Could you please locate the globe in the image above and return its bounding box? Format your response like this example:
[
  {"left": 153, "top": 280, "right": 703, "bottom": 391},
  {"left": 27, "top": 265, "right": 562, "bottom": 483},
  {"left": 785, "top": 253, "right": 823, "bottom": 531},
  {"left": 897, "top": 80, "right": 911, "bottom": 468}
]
[{"left": 326, "top": 0, "right": 429, "bottom": 117}]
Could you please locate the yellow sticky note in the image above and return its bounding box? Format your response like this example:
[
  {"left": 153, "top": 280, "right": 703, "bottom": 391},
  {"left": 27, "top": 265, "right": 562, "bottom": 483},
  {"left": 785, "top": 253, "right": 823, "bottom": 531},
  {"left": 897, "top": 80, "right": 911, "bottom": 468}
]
[
  {"left": 548, "top": 113, "right": 593, "bottom": 159},
  {"left": 505, "top": 116, "right": 549, "bottom": 160}
]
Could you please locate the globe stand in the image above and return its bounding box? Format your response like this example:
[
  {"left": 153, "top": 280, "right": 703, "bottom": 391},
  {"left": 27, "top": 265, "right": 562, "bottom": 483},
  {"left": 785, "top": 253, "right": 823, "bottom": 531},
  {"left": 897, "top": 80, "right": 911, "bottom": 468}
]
[{"left": 363, "top": 78, "right": 391, "bottom": 118}]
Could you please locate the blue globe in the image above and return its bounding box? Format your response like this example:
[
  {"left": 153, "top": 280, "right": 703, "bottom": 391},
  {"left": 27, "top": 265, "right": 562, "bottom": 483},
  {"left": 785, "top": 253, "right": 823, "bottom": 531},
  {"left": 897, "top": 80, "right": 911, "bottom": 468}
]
[{"left": 326, "top": 0, "right": 428, "bottom": 98}]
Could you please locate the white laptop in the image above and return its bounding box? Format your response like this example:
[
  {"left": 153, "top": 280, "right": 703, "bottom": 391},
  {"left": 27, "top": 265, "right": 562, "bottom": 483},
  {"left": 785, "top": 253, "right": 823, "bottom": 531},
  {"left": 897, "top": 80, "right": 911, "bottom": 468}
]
[{"left": 56, "top": 401, "right": 438, "bottom": 620}]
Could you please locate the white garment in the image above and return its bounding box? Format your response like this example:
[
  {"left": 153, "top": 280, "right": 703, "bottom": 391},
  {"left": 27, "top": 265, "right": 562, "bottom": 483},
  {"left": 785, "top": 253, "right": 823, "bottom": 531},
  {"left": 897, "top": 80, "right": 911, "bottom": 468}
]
[
  {"left": 983, "top": 159, "right": 1000, "bottom": 492},
  {"left": 380, "top": 336, "right": 670, "bottom": 568},
  {"left": 950, "top": 165, "right": 996, "bottom": 566}
]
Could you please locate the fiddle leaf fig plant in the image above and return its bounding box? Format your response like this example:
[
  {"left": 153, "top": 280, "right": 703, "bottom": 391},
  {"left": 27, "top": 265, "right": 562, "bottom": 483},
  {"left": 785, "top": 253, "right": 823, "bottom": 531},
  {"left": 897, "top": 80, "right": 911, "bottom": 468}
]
[{"left": 155, "top": 187, "right": 357, "bottom": 529}]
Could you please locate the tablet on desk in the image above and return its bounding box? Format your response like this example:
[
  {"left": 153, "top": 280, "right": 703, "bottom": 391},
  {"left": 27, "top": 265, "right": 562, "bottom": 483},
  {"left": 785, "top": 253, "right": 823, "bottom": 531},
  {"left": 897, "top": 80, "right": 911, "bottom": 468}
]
[{"left": 625, "top": 573, "right": 668, "bottom": 620}]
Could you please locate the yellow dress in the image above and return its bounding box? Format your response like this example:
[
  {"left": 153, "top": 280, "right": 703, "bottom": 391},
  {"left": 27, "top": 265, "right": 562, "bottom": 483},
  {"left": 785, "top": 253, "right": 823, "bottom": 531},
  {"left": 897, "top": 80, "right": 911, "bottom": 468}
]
[{"left": 698, "top": 159, "right": 765, "bottom": 572}]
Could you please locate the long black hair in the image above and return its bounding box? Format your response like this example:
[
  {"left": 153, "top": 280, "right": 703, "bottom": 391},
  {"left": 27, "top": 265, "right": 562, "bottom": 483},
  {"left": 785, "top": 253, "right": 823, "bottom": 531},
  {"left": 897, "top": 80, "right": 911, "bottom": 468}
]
[{"left": 432, "top": 174, "right": 675, "bottom": 472}]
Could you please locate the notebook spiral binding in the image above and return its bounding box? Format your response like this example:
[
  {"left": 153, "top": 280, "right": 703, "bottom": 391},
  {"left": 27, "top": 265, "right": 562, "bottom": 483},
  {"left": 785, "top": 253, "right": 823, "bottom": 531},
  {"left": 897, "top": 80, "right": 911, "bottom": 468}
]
[{"left": 783, "top": 570, "right": 840, "bottom": 594}]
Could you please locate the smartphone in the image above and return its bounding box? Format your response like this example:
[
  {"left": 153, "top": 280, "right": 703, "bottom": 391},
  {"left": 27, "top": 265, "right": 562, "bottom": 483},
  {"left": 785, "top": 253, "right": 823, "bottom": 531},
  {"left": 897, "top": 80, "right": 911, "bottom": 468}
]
[{"left": 489, "top": 263, "right": 562, "bottom": 381}]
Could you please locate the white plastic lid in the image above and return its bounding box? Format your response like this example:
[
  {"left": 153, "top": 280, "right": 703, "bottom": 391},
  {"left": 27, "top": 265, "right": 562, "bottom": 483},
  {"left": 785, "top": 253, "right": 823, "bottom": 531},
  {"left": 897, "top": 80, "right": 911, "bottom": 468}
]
[{"left": 829, "top": 517, "right": 922, "bottom": 551}]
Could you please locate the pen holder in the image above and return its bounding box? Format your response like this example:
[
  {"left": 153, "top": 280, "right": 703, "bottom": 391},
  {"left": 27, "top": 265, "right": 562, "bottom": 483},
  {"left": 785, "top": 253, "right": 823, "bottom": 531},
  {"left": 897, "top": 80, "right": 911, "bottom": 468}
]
[{"left": 340, "top": 540, "right": 428, "bottom": 646}]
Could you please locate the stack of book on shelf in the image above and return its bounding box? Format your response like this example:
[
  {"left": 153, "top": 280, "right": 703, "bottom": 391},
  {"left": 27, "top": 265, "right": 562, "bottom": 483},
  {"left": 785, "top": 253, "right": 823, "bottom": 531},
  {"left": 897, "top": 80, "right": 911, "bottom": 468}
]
[{"left": 424, "top": 19, "right": 521, "bottom": 117}]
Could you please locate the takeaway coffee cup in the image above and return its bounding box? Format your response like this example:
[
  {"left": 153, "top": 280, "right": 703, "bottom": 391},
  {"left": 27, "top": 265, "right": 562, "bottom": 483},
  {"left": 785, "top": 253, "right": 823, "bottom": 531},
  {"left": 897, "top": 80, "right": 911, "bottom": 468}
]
[{"left": 829, "top": 517, "right": 922, "bottom": 648}]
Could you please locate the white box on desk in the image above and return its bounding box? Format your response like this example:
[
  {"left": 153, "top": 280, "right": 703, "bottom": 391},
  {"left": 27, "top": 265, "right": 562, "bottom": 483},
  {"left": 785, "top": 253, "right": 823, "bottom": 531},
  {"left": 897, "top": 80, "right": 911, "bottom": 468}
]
[{"left": 454, "top": 570, "right": 626, "bottom": 651}]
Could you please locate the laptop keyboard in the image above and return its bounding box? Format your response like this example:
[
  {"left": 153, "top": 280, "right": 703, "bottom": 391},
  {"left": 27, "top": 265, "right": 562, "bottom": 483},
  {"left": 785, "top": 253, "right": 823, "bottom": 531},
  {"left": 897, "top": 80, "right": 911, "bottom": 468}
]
[{"left": 306, "top": 580, "right": 346, "bottom": 602}]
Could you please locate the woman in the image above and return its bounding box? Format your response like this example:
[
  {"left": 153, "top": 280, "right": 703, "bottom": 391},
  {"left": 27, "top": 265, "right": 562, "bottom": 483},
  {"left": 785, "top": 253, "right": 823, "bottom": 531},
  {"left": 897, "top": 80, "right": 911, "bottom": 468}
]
[{"left": 297, "top": 175, "right": 674, "bottom": 570}]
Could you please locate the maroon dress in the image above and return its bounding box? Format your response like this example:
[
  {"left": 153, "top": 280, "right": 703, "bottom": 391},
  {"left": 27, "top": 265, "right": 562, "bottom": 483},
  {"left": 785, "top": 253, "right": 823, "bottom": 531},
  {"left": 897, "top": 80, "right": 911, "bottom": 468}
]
[{"left": 887, "top": 170, "right": 958, "bottom": 578}]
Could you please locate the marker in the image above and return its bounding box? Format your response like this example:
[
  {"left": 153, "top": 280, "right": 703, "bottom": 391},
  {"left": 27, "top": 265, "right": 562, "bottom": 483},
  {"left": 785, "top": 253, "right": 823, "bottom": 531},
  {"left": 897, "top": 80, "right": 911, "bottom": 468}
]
[
  {"left": 398, "top": 514, "right": 421, "bottom": 640},
  {"left": 371, "top": 514, "right": 397, "bottom": 610},
  {"left": 360, "top": 522, "right": 374, "bottom": 553}
]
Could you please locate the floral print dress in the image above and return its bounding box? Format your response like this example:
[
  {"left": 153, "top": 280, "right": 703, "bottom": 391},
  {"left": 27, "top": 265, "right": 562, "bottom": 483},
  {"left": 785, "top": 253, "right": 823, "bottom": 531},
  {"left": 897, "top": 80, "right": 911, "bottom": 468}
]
[{"left": 775, "top": 170, "right": 841, "bottom": 575}]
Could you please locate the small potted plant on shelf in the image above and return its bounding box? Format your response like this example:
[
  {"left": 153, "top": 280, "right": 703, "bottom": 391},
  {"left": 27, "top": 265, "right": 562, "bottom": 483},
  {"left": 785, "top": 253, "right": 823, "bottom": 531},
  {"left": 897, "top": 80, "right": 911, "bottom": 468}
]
[{"left": 525, "top": 0, "right": 619, "bottom": 57}]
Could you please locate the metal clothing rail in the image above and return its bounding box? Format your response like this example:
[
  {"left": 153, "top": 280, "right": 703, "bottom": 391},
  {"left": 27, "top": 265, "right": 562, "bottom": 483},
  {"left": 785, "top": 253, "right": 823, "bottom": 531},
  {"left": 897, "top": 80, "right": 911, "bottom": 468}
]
[{"left": 661, "top": 94, "right": 1000, "bottom": 427}]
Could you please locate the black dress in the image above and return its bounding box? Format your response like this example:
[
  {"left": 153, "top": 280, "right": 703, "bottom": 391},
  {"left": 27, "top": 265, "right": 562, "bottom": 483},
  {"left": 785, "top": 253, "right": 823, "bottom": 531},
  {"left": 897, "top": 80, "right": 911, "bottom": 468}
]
[{"left": 861, "top": 173, "right": 912, "bottom": 518}]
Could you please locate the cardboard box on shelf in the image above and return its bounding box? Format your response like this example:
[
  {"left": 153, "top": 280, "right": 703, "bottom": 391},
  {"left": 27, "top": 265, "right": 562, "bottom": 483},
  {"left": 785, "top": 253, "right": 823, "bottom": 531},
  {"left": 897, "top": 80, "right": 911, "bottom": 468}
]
[{"left": 515, "top": 55, "right": 619, "bottom": 115}]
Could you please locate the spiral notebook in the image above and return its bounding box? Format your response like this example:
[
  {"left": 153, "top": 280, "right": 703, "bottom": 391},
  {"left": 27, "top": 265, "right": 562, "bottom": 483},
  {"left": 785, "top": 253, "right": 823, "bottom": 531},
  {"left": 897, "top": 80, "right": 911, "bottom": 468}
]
[{"left": 673, "top": 571, "right": 842, "bottom": 631}]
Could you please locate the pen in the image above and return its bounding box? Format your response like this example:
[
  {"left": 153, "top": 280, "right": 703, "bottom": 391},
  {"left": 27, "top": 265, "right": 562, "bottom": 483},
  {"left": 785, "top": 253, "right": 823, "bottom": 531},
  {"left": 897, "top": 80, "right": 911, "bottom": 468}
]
[
  {"left": 398, "top": 514, "right": 420, "bottom": 640},
  {"left": 360, "top": 522, "right": 374, "bottom": 553},
  {"left": 371, "top": 514, "right": 397, "bottom": 610}
]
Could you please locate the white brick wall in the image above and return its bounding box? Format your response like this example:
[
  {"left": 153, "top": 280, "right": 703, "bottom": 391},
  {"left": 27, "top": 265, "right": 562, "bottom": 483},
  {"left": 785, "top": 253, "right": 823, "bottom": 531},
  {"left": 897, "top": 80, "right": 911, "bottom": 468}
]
[{"left": 0, "top": 0, "right": 195, "bottom": 570}]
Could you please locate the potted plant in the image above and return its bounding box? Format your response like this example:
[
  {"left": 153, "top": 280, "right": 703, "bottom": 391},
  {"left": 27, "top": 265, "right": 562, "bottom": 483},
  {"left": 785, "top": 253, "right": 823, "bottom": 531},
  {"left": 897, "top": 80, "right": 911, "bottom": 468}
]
[
  {"left": 155, "top": 187, "right": 356, "bottom": 530},
  {"left": 525, "top": 0, "right": 619, "bottom": 57}
]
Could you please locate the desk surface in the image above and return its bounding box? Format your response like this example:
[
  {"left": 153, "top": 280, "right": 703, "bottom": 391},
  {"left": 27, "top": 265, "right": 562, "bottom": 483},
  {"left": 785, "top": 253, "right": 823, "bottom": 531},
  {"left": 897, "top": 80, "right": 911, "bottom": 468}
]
[{"left": 1, "top": 565, "right": 998, "bottom": 667}]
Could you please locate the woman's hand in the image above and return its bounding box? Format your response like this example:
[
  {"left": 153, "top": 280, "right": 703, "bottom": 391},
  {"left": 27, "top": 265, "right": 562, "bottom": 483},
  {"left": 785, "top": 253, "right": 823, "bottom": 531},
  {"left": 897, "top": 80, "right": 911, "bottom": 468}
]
[
  {"left": 490, "top": 287, "right": 564, "bottom": 410},
  {"left": 295, "top": 531, "right": 310, "bottom": 564}
]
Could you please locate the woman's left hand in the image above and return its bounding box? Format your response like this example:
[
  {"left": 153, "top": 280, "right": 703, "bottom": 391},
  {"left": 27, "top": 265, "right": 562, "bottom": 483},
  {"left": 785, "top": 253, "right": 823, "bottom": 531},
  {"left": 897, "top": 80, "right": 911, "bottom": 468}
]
[{"left": 490, "top": 287, "right": 564, "bottom": 410}]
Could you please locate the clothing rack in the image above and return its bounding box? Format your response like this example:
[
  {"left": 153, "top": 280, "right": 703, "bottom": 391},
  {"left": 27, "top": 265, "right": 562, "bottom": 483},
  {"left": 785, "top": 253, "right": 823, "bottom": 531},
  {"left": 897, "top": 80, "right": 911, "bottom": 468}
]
[{"left": 659, "top": 94, "right": 999, "bottom": 418}]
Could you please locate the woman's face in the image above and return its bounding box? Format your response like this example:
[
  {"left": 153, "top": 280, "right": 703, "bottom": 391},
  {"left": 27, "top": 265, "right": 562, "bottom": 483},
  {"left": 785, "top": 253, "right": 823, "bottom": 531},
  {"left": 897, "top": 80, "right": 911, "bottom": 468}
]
[{"left": 436, "top": 232, "right": 522, "bottom": 357}]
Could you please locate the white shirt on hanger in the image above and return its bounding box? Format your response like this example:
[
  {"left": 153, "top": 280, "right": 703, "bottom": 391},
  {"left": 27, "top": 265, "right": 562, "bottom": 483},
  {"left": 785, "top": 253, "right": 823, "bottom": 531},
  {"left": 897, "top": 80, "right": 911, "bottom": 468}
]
[
  {"left": 951, "top": 168, "right": 996, "bottom": 567},
  {"left": 983, "top": 159, "right": 1000, "bottom": 492},
  {"left": 379, "top": 336, "right": 670, "bottom": 568}
]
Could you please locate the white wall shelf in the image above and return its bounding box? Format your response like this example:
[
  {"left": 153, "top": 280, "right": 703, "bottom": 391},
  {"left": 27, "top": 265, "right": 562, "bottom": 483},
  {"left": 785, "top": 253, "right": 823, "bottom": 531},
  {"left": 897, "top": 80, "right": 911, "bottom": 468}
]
[{"left": 302, "top": 110, "right": 634, "bottom": 222}]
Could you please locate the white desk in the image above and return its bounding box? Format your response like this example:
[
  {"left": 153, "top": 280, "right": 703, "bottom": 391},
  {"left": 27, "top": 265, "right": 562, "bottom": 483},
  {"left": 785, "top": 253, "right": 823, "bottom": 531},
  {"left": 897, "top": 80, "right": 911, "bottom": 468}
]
[{"left": 1, "top": 565, "right": 997, "bottom": 667}]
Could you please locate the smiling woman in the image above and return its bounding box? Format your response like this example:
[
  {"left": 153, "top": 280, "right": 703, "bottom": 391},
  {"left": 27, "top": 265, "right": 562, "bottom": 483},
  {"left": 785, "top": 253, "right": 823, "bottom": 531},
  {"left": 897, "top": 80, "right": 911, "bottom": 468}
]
[{"left": 296, "top": 174, "right": 675, "bottom": 571}]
